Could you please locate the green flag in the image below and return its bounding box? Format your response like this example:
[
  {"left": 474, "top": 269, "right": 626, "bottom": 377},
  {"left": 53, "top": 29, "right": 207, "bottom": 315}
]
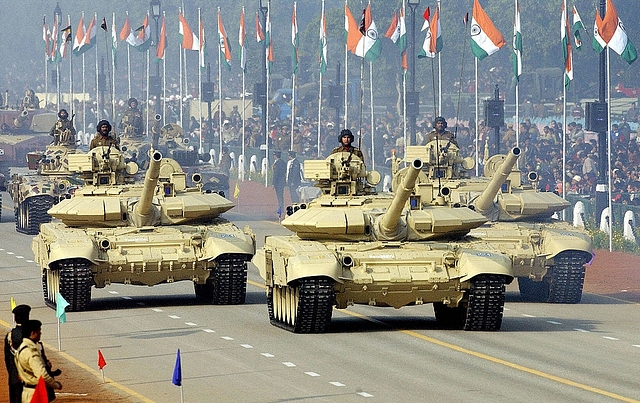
[{"left": 55, "top": 293, "right": 70, "bottom": 323}]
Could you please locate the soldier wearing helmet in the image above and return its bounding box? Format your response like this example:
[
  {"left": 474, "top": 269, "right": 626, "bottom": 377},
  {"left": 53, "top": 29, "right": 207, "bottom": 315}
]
[
  {"left": 331, "top": 128, "right": 364, "bottom": 161},
  {"left": 425, "top": 116, "right": 457, "bottom": 145},
  {"left": 49, "top": 109, "right": 77, "bottom": 146},
  {"left": 90, "top": 120, "right": 120, "bottom": 150},
  {"left": 119, "top": 97, "right": 144, "bottom": 137}
]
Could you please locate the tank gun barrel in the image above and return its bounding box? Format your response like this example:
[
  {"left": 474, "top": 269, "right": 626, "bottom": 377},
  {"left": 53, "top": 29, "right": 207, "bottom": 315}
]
[
  {"left": 13, "top": 110, "right": 28, "bottom": 127},
  {"left": 134, "top": 151, "right": 163, "bottom": 219},
  {"left": 377, "top": 159, "right": 423, "bottom": 239},
  {"left": 472, "top": 147, "right": 520, "bottom": 216}
]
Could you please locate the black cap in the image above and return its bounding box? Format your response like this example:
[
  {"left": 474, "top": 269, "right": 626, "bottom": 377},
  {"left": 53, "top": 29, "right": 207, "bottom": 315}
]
[
  {"left": 273, "top": 150, "right": 281, "bottom": 158},
  {"left": 12, "top": 304, "right": 31, "bottom": 323},
  {"left": 98, "top": 120, "right": 112, "bottom": 134},
  {"left": 288, "top": 150, "right": 296, "bottom": 157}
]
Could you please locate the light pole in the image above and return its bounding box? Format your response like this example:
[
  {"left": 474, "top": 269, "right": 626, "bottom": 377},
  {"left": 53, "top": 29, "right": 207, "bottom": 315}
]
[
  {"left": 594, "top": 0, "right": 608, "bottom": 225},
  {"left": 407, "top": 0, "right": 420, "bottom": 146},
  {"left": 150, "top": 0, "right": 162, "bottom": 119}
]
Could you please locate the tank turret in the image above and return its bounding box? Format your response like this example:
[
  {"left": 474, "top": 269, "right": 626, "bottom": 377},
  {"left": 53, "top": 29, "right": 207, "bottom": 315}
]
[{"left": 32, "top": 148, "right": 255, "bottom": 311}]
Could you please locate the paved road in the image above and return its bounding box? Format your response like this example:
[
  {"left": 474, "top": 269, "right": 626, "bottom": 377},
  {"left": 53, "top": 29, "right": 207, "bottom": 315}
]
[{"left": 1, "top": 194, "right": 639, "bottom": 402}]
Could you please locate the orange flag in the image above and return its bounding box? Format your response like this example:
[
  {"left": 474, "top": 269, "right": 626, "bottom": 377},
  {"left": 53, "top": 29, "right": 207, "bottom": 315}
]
[
  {"left": 98, "top": 349, "right": 107, "bottom": 369},
  {"left": 30, "top": 376, "right": 49, "bottom": 403}
]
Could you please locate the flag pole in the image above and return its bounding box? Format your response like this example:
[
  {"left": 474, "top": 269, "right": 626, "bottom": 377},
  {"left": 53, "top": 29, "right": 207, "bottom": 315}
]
[
  {"left": 198, "top": 7, "right": 203, "bottom": 155},
  {"left": 82, "top": 53, "right": 86, "bottom": 137},
  {"left": 146, "top": 46, "right": 150, "bottom": 137},
  {"left": 218, "top": 7, "right": 223, "bottom": 161},
  {"left": 369, "top": 62, "right": 374, "bottom": 170},
  {"left": 112, "top": 13, "right": 117, "bottom": 121},
  {"left": 344, "top": 0, "right": 348, "bottom": 130},
  {"left": 318, "top": 0, "right": 325, "bottom": 158},
  {"left": 403, "top": 69, "right": 407, "bottom": 162},
  {"left": 126, "top": 11, "right": 131, "bottom": 99},
  {"left": 163, "top": 11, "right": 167, "bottom": 126},
  {"left": 102, "top": 17, "right": 114, "bottom": 122},
  {"left": 57, "top": 317, "right": 61, "bottom": 351},
  {"left": 437, "top": 0, "right": 442, "bottom": 115},
  {"left": 44, "top": 16, "right": 48, "bottom": 110},
  {"left": 68, "top": 16, "right": 72, "bottom": 113},
  {"left": 179, "top": 7, "right": 184, "bottom": 128},
  {"left": 606, "top": 48, "right": 612, "bottom": 251},
  {"left": 241, "top": 6, "right": 246, "bottom": 181},
  {"left": 474, "top": 57, "right": 479, "bottom": 176},
  {"left": 291, "top": 2, "right": 297, "bottom": 153},
  {"left": 95, "top": 13, "right": 99, "bottom": 119},
  {"left": 265, "top": 1, "right": 271, "bottom": 189}
]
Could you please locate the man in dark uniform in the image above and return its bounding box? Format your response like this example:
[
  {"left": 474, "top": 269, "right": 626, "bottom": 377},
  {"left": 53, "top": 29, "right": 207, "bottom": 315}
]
[
  {"left": 119, "top": 97, "right": 144, "bottom": 137},
  {"left": 4, "top": 304, "right": 30, "bottom": 403},
  {"left": 286, "top": 151, "right": 302, "bottom": 204},
  {"left": 49, "top": 109, "right": 77, "bottom": 146},
  {"left": 425, "top": 116, "right": 457, "bottom": 145},
  {"left": 272, "top": 151, "right": 286, "bottom": 217},
  {"left": 331, "top": 129, "right": 364, "bottom": 161},
  {"left": 90, "top": 120, "right": 120, "bottom": 150}
]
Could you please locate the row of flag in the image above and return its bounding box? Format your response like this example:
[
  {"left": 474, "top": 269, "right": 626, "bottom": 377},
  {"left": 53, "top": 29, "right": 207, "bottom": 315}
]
[{"left": 40, "top": 1, "right": 638, "bottom": 92}]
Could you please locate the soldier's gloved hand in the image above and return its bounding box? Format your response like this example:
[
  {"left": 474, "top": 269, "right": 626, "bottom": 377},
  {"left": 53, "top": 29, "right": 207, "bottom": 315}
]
[{"left": 50, "top": 368, "right": 62, "bottom": 376}]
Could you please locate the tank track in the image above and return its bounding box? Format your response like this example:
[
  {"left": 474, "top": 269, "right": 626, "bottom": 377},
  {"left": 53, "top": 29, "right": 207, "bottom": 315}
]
[
  {"left": 205, "top": 254, "right": 248, "bottom": 305},
  {"left": 43, "top": 259, "right": 93, "bottom": 312},
  {"left": 546, "top": 252, "right": 587, "bottom": 304},
  {"left": 518, "top": 250, "right": 588, "bottom": 304},
  {"left": 15, "top": 196, "right": 54, "bottom": 235},
  {"left": 267, "top": 277, "right": 335, "bottom": 334},
  {"left": 462, "top": 274, "right": 508, "bottom": 331}
]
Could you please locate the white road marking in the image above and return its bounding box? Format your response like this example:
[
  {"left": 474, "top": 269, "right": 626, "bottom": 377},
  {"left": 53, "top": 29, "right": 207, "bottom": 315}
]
[
  {"left": 282, "top": 362, "right": 296, "bottom": 367},
  {"left": 7, "top": 252, "right": 14, "bottom": 255},
  {"left": 26, "top": 260, "right": 33, "bottom": 263},
  {"left": 202, "top": 329, "right": 215, "bottom": 333},
  {"left": 122, "top": 296, "right": 132, "bottom": 300},
  {"left": 109, "top": 291, "right": 119, "bottom": 294},
  {"left": 602, "top": 336, "right": 619, "bottom": 341},
  {"left": 16, "top": 256, "right": 23, "bottom": 259},
  {"left": 185, "top": 322, "right": 197, "bottom": 326},
  {"left": 357, "top": 392, "right": 374, "bottom": 397},
  {"left": 546, "top": 321, "right": 562, "bottom": 325},
  {"left": 633, "top": 345, "right": 640, "bottom": 348},
  {"left": 241, "top": 344, "right": 253, "bottom": 349},
  {"left": 221, "top": 336, "right": 234, "bottom": 341},
  {"left": 168, "top": 315, "right": 181, "bottom": 319},
  {"left": 261, "top": 353, "right": 274, "bottom": 358},
  {"left": 574, "top": 328, "right": 589, "bottom": 333},
  {"left": 521, "top": 314, "right": 536, "bottom": 318},
  {"left": 305, "top": 372, "right": 320, "bottom": 377},
  {"left": 330, "top": 382, "right": 346, "bottom": 387},
  {"left": 151, "top": 308, "right": 163, "bottom": 312}
]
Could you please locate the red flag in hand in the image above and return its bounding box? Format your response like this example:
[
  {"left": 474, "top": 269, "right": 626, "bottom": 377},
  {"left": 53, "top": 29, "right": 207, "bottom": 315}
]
[
  {"left": 98, "top": 350, "right": 107, "bottom": 370},
  {"left": 30, "top": 376, "right": 49, "bottom": 403}
]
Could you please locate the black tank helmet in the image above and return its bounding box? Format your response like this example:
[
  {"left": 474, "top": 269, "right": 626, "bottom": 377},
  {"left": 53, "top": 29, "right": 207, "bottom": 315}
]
[
  {"left": 339, "top": 128, "right": 354, "bottom": 142},
  {"left": 97, "top": 119, "right": 112, "bottom": 134},
  {"left": 128, "top": 97, "right": 138, "bottom": 107},
  {"left": 58, "top": 109, "right": 68, "bottom": 119},
  {"left": 433, "top": 116, "right": 447, "bottom": 129}
]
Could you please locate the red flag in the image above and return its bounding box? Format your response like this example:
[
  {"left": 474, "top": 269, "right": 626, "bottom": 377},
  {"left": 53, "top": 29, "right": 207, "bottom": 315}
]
[
  {"left": 98, "top": 350, "right": 107, "bottom": 369},
  {"left": 30, "top": 376, "right": 49, "bottom": 403}
]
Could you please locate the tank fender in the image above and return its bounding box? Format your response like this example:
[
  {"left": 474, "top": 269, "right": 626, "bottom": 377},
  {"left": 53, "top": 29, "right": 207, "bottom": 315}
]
[
  {"left": 202, "top": 228, "right": 256, "bottom": 260},
  {"left": 32, "top": 233, "right": 99, "bottom": 268},
  {"left": 285, "top": 251, "right": 341, "bottom": 284},
  {"left": 457, "top": 249, "right": 513, "bottom": 283},
  {"left": 541, "top": 229, "right": 593, "bottom": 260}
]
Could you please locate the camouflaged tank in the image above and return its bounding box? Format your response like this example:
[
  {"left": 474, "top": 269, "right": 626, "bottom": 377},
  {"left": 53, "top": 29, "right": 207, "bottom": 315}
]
[
  {"left": 8, "top": 141, "right": 80, "bottom": 234},
  {"left": 32, "top": 146, "right": 255, "bottom": 311},
  {"left": 398, "top": 140, "right": 593, "bottom": 304},
  {"left": 252, "top": 151, "right": 515, "bottom": 333}
]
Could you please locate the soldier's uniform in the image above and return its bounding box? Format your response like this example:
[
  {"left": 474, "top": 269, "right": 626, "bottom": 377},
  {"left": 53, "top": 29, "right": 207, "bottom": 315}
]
[
  {"left": 49, "top": 113, "right": 77, "bottom": 146},
  {"left": 120, "top": 108, "right": 143, "bottom": 137},
  {"left": 425, "top": 129, "right": 457, "bottom": 145},
  {"left": 90, "top": 134, "right": 119, "bottom": 150},
  {"left": 331, "top": 144, "right": 364, "bottom": 161}
]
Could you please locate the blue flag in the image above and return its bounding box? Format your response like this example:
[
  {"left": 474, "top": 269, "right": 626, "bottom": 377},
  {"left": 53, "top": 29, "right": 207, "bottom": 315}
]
[
  {"left": 172, "top": 349, "right": 182, "bottom": 386},
  {"left": 55, "top": 293, "right": 70, "bottom": 324}
]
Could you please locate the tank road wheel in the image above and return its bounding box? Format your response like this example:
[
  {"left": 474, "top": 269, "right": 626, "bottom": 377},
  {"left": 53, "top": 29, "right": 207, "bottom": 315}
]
[
  {"left": 267, "top": 277, "right": 334, "bottom": 333},
  {"left": 42, "top": 267, "right": 61, "bottom": 309},
  {"left": 517, "top": 277, "right": 550, "bottom": 302},
  {"left": 15, "top": 196, "right": 54, "bottom": 235},
  {"left": 546, "top": 252, "right": 588, "bottom": 304},
  {"left": 209, "top": 254, "right": 248, "bottom": 305},
  {"left": 51, "top": 259, "right": 93, "bottom": 312},
  {"left": 463, "top": 275, "right": 508, "bottom": 331}
]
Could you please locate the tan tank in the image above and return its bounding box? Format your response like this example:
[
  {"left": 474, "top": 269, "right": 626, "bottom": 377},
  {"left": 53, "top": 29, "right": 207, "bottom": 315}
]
[
  {"left": 32, "top": 146, "right": 255, "bottom": 311},
  {"left": 252, "top": 152, "right": 513, "bottom": 333},
  {"left": 8, "top": 142, "right": 80, "bottom": 234},
  {"left": 400, "top": 140, "right": 593, "bottom": 303}
]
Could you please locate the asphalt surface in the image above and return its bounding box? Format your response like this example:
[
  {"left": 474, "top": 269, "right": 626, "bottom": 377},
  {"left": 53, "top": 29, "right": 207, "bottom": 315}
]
[{"left": 1, "top": 192, "right": 639, "bottom": 402}]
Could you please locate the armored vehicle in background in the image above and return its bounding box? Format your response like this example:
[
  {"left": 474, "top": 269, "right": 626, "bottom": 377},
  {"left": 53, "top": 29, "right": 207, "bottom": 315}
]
[
  {"left": 252, "top": 151, "right": 514, "bottom": 333},
  {"left": 399, "top": 140, "right": 593, "bottom": 303},
  {"left": 0, "top": 108, "right": 57, "bottom": 176},
  {"left": 155, "top": 122, "right": 200, "bottom": 166},
  {"left": 8, "top": 142, "right": 80, "bottom": 234},
  {"left": 32, "top": 147, "right": 255, "bottom": 311}
]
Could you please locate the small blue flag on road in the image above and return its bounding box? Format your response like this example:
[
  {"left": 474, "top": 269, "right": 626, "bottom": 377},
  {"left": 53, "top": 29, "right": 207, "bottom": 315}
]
[
  {"left": 172, "top": 349, "right": 182, "bottom": 386},
  {"left": 55, "top": 293, "right": 70, "bottom": 324}
]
